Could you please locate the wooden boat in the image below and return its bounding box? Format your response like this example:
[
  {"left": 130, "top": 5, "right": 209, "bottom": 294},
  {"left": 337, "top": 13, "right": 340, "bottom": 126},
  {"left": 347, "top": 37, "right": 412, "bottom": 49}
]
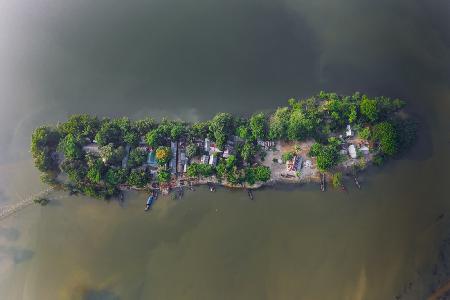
[
  {"left": 207, "top": 182, "right": 216, "bottom": 192},
  {"left": 354, "top": 176, "right": 361, "bottom": 189},
  {"left": 247, "top": 189, "right": 254, "bottom": 200},
  {"left": 320, "top": 173, "right": 326, "bottom": 192},
  {"left": 145, "top": 195, "right": 154, "bottom": 211}
]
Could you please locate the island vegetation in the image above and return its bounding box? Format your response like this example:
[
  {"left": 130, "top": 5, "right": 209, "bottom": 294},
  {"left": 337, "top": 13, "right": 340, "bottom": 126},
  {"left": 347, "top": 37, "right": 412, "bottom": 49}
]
[{"left": 31, "top": 91, "right": 417, "bottom": 199}]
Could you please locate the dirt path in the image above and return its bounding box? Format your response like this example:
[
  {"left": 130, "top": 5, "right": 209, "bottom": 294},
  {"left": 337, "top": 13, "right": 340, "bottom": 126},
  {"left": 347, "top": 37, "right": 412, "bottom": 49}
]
[{"left": 428, "top": 280, "right": 450, "bottom": 300}]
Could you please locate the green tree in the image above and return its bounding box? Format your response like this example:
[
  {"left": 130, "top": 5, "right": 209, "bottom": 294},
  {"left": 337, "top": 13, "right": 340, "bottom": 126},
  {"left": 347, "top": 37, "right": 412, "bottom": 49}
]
[
  {"left": 127, "top": 169, "right": 149, "bottom": 187},
  {"left": 186, "top": 143, "right": 199, "bottom": 159},
  {"left": 58, "top": 114, "right": 100, "bottom": 140},
  {"left": 198, "top": 164, "right": 214, "bottom": 177},
  {"left": 105, "top": 167, "right": 127, "bottom": 186},
  {"left": 99, "top": 144, "right": 125, "bottom": 165},
  {"left": 236, "top": 123, "right": 252, "bottom": 141},
  {"left": 58, "top": 134, "right": 83, "bottom": 160},
  {"left": 332, "top": 172, "right": 342, "bottom": 188},
  {"left": 281, "top": 151, "right": 295, "bottom": 163},
  {"left": 360, "top": 96, "right": 378, "bottom": 122},
  {"left": 372, "top": 122, "right": 398, "bottom": 156},
  {"left": 95, "top": 121, "right": 122, "bottom": 146},
  {"left": 31, "top": 126, "right": 60, "bottom": 172},
  {"left": 209, "top": 113, "right": 234, "bottom": 149},
  {"left": 244, "top": 167, "right": 256, "bottom": 185},
  {"left": 287, "top": 108, "right": 318, "bottom": 141},
  {"left": 309, "top": 142, "right": 339, "bottom": 171},
  {"left": 60, "top": 159, "right": 87, "bottom": 183},
  {"left": 359, "top": 127, "right": 371, "bottom": 140},
  {"left": 170, "top": 122, "right": 186, "bottom": 140},
  {"left": 316, "top": 146, "right": 338, "bottom": 171},
  {"left": 308, "top": 143, "right": 322, "bottom": 157},
  {"left": 157, "top": 169, "right": 171, "bottom": 183},
  {"left": 145, "top": 129, "right": 162, "bottom": 148},
  {"left": 269, "top": 107, "right": 291, "bottom": 140},
  {"left": 348, "top": 104, "right": 358, "bottom": 124},
  {"left": 134, "top": 117, "right": 155, "bottom": 136},
  {"left": 155, "top": 146, "right": 171, "bottom": 165},
  {"left": 254, "top": 165, "right": 271, "bottom": 182},
  {"left": 249, "top": 113, "right": 268, "bottom": 140},
  {"left": 240, "top": 142, "right": 256, "bottom": 162},
  {"left": 189, "top": 121, "right": 210, "bottom": 141},
  {"left": 128, "top": 148, "right": 147, "bottom": 168},
  {"left": 187, "top": 163, "right": 201, "bottom": 178},
  {"left": 123, "top": 129, "right": 140, "bottom": 147},
  {"left": 86, "top": 157, "right": 104, "bottom": 184}
]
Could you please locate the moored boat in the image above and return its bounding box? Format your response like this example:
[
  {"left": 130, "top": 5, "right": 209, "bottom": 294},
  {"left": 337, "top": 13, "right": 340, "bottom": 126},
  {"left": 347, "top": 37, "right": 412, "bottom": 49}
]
[{"left": 145, "top": 195, "right": 154, "bottom": 211}]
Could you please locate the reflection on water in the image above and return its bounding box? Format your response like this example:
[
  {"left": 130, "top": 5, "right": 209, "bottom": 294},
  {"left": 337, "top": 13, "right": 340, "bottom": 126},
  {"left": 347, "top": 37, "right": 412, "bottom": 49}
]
[{"left": 0, "top": 0, "right": 449, "bottom": 299}]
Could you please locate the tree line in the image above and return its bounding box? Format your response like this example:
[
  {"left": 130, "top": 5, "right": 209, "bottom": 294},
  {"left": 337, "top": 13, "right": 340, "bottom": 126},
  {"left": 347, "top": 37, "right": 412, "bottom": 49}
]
[{"left": 31, "top": 91, "right": 416, "bottom": 198}]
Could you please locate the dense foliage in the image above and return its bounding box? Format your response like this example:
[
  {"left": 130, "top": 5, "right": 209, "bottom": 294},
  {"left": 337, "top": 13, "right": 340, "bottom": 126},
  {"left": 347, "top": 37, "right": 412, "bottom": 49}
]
[
  {"left": 309, "top": 139, "right": 340, "bottom": 171},
  {"left": 31, "top": 91, "right": 416, "bottom": 198}
]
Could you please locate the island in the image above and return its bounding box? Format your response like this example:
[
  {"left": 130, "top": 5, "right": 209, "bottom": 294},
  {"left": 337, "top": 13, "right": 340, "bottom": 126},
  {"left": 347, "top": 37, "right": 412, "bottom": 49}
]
[{"left": 30, "top": 91, "right": 417, "bottom": 199}]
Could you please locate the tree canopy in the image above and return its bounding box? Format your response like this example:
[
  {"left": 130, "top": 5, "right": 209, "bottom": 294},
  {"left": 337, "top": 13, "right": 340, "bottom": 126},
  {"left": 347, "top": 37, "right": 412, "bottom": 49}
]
[
  {"left": 31, "top": 91, "right": 415, "bottom": 199},
  {"left": 372, "top": 122, "right": 398, "bottom": 156},
  {"left": 209, "top": 113, "right": 234, "bottom": 149},
  {"left": 249, "top": 113, "right": 268, "bottom": 140},
  {"left": 155, "top": 146, "right": 171, "bottom": 165}
]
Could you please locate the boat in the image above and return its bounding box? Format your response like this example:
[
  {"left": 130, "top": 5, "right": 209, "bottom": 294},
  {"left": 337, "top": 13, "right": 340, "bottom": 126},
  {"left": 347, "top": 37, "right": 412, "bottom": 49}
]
[
  {"left": 354, "top": 176, "right": 361, "bottom": 189},
  {"left": 207, "top": 182, "right": 216, "bottom": 192},
  {"left": 247, "top": 189, "right": 254, "bottom": 200},
  {"left": 320, "top": 173, "right": 326, "bottom": 192},
  {"left": 145, "top": 195, "right": 154, "bottom": 211}
]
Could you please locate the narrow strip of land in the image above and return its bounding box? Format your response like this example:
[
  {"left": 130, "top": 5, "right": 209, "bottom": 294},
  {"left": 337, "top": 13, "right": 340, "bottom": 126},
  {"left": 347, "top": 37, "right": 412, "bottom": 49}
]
[
  {"left": 0, "top": 187, "right": 54, "bottom": 221},
  {"left": 428, "top": 280, "right": 450, "bottom": 300}
]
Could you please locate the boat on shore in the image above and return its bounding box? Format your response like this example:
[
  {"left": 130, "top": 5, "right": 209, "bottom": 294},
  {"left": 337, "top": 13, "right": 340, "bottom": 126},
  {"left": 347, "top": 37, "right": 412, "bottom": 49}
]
[
  {"left": 246, "top": 189, "right": 254, "bottom": 200},
  {"left": 145, "top": 195, "right": 154, "bottom": 211},
  {"left": 207, "top": 182, "right": 216, "bottom": 192}
]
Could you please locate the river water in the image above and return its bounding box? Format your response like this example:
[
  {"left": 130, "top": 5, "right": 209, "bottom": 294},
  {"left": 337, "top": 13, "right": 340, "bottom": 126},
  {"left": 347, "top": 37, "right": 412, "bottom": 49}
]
[{"left": 0, "top": 0, "right": 449, "bottom": 299}]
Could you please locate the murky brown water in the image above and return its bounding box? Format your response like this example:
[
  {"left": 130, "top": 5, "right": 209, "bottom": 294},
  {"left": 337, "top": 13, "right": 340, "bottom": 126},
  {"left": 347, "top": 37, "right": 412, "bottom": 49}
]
[{"left": 0, "top": 0, "right": 449, "bottom": 299}]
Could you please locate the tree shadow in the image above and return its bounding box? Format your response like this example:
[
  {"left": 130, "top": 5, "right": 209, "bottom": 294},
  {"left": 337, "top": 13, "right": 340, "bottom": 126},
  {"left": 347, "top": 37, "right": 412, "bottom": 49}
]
[
  {"left": 84, "top": 289, "right": 120, "bottom": 300},
  {"left": 0, "top": 227, "right": 20, "bottom": 241}
]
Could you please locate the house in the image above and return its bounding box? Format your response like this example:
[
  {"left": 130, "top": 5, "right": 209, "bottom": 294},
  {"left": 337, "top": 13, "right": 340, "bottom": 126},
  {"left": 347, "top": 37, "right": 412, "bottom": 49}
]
[
  {"left": 360, "top": 145, "right": 370, "bottom": 155},
  {"left": 201, "top": 155, "right": 209, "bottom": 164},
  {"left": 222, "top": 144, "right": 234, "bottom": 158},
  {"left": 147, "top": 150, "right": 157, "bottom": 167},
  {"left": 209, "top": 154, "right": 218, "bottom": 166},
  {"left": 122, "top": 145, "right": 131, "bottom": 168},
  {"left": 177, "top": 150, "right": 187, "bottom": 173},
  {"left": 346, "top": 125, "right": 353, "bottom": 137},
  {"left": 223, "top": 148, "right": 231, "bottom": 158},
  {"left": 348, "top": 144, "right": 357, "bottom": 159},
  {"left": 232, "top": 135, "right": 244, "bottom": 143},
  {"left": 296, "top": 156, "right": 304, "bottom": 171},
  {"left": 82, "top": 143, "right": 100, "bottom": 154},
  {"left": 286, "top": 156, "right": 303, "bottom": 172},
  {"left": 209, "top": 143, "right": 222, "bottom": 154},
  {"left": 204, "top": 138, "right": 211, "bottom": 152},
  {"left": 257, "top": 140, "right": 276, "bottom": 150},
  {"left": 304, "top": 160, "right": 312, "bottom": 168},
  {"left": 169, "top": 141, "right": 178, "bottom": 173}
]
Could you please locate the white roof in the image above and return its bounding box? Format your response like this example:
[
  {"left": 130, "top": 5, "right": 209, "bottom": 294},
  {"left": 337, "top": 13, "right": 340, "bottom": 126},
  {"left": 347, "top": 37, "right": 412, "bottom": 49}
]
[
  {"left": 346, "top": 125, "right": 353, "bottom": 137},
  {"left": 348, "top": 144, "right": 357, "bottom": 158},
  {"left": 209, "top": 155, "right": 217, "bottom": 165}
]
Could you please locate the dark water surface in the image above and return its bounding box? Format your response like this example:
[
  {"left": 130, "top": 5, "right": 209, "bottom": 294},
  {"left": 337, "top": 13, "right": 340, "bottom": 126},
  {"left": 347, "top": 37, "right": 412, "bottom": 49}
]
[{"left": 0, "top": 0, "right": 449, "bottom": 299}]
